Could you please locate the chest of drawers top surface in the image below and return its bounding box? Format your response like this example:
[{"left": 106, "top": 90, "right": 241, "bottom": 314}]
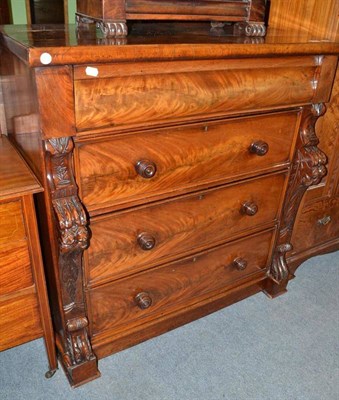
[{"left": 0, "top": 23, "right": 338, "bottom": 68}]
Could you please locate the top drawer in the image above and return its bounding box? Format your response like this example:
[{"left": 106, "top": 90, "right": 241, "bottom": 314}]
[{"left": 74, "top": 57, "right": 316, "bottom": 132}]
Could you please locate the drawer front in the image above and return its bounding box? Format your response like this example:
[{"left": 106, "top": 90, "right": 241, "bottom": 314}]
[
  {"left": 291, "top": 197, "right": 339, "bottom": 253},
  {"left": 88, "top": 229, "right": 274, "bottom": 335},
  {"left": 0, "top": 242, "right": 33, "bottom": 296},
  {"left": 86, "top": 172, "right": 286, "bottom": 285},
  {"left": 76, "top": 111, "right": 298, "bottom": 213},
  {"left": 0, "top": 200, "right": 34, "bottom": 296},
  {"left": 0, "top": 200, "right": 26, "bottom": 244},
  {"left": 74, "top": 58, "right": 315, "bottom": 131},
  {"left": 0, "top": 293, "right": 42, "bottom": 351}
]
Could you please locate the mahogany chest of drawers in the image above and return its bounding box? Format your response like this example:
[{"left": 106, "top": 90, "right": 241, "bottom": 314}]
[{"left": 0, "top": 24, "right": 337, "bottom": 386}]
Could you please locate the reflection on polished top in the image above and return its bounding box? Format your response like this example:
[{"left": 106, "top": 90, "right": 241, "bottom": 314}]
[{"left": 0, "top": 23, "right": 338, "bottom": 66}]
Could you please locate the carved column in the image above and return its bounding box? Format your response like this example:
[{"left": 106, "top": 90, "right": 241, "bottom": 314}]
[
  {"left": 264, "top": 104, "right": 328, "bottom": 298},
  {"left": 45, "top": 137, "right": 100, "bottom": 386}
]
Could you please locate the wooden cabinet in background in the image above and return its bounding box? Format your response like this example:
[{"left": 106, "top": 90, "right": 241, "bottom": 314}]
[
  {"left": 289, "top": 67, "right": 339, "bottom": 270},
  {"left": 0, "top": 135, "right": 57, "bottom": 377},
  {"left": 267, "top": 0, "right": 339, "bottom": 269}
]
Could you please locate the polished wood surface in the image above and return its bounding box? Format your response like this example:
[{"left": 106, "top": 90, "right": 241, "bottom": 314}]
[
  {"left": 0, "top": 135, "right": 42, "bottom": 199},
  {"left": 88, "top": 229, "right": 274, "bottom": 335},
  {"left": 74, "top": 57, "right": 315, "bottom": 131},
  {"left": 76, "top": 111, "right": 298, "bottom": 213},
  {"left": 269, "top": 0, "right": 339, "bottom": 41},
  {"left": 86, "top": 172, "right": 285, "bottom": 286},
  {"left": 0, "top": 24, "right": 338, "bottom": 67},
  {"left": 35, "top": 66, "right": 76, "bottom": 139}
]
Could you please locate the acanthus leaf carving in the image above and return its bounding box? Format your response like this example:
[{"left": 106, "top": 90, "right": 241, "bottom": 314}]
[
  {"left": 269, "top": 104, "right": 328, "bottom": 285},
  {"left": 45, "top": 137, "right": 96, "bottom": 369}
]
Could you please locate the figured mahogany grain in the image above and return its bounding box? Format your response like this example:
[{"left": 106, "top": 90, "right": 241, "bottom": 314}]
[
  {"left": 269, "top": 0, "right": 339, "bottom": 41},
  {"left": 86, "top": 172, "right": 286, "bottom": 285},
  {"left": 35, "top": 65, "right": 76, "bottom": 139},
  {"left": 76, "top": 111, "right": 298, "bottom": 213},
  {"left": 291, "top": 198, "right": 339, "bottom": 253},
  {"left": 88, "top": 229, "right": 274, "bottom": 334},
  {"left": 92, "top": 280, "right": 263, "bottom": 359},
  {"left": 74, "top": 62, "right": 314, "bottom": 131}
]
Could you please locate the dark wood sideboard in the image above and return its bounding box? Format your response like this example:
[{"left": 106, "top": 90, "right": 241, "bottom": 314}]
[
  {"left": 0, "top": 20, "right": 338, "bottom": 387},
  {"left": 76, "top": 0, "right": 268, "bottom": 38}
]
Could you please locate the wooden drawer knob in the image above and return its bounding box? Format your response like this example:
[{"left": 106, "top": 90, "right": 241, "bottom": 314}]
[
  {"left": 137, "top": 232, "right": 156, "bottom": 251},
  {"left": 135, "top": 160, "right": 157, "bottom": 179},
  {"left": 241, "top": 201, "right": 258, "bottom": 216},
  {"left": 232, "top": 257, "right": 248, "bottom": 271},
  {"left": 135, "top": 292, "right": 152, "bottom": 309},
  {"left": 249, "top": 140, "right": 269, "bottom": 156}
]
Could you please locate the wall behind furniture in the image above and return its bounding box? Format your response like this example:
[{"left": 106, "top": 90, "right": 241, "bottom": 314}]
[{"left": 9, "top": 0, "right": 76, "bottom": 24}]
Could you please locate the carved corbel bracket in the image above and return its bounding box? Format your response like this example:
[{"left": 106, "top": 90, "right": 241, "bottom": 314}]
[
  {"left": 266, "top": 104, "right": 328, "bottom": 296},
  {"left": 45, "top": 137, "right": 99, "bottom": 386}
]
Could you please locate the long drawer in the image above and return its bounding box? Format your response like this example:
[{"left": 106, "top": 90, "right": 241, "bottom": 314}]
[
  {"left": 85, "top": 172, "right": 286, "bottom": 286},
  {"left": 87, "top": 229, "right": 274, "bottom": 335},
  {"left": 76, "top": 111, "right": 298, "bottom": 213},
  {"left": 73, "top": 57, "right": 316, "bottom": 131}
]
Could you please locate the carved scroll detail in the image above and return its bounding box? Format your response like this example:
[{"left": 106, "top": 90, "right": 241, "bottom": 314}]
[
  {"left": 234, "top": 22, "right": 266, "bottom": 37},
  {"left": 269, "top": 104, "right": 327, "bottom": 284},
  {"left": 45, "top": 137, "right": 96, "bottom": 371},
  {"left": 76, "top": 13, "right": 128, "bottom": 38},
  {"left": 64, "top": 317, "right": 93, "bottom": 366}
]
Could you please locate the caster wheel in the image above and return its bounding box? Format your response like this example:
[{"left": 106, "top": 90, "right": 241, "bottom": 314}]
[{"left": 45, "top": 369, "right": 57, "bottom": 379}]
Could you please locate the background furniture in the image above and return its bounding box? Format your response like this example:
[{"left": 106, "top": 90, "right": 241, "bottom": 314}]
[
  {"left": 76, "top": 0, "right": 268, "bottom": 37},
  {"left": 268, "top": 0, "right": 339, "bottom": 270},
  {"left": 0, "top": 134, "right": 57, "bottom": 376}
]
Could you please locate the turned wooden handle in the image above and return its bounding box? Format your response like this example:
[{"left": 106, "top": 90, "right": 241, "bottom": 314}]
[
  {"left": 137, "top": 232, "right": 156, "bottom": 251},
  {"left": 249, "top": 140, "right": 269, "bottom": 156},
  {"left": 241, "top": 201, "right": 258, "bottom": 216},
  {"left": 135, "top": 159, "right": 157, "bottom": 179},
  {"left": 135, "top": 292, "right": 152, "bottom": 309},
  {"left": 232, "top": 257, "right": 248, "bottom": 271}
]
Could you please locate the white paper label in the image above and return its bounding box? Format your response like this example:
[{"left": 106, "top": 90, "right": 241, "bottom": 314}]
[
  {"left": 40, "top": 52, "right": 52, "bottom": 65},
  {"left": 85, "top": 66, "right": 99, "bottom": 77}
]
